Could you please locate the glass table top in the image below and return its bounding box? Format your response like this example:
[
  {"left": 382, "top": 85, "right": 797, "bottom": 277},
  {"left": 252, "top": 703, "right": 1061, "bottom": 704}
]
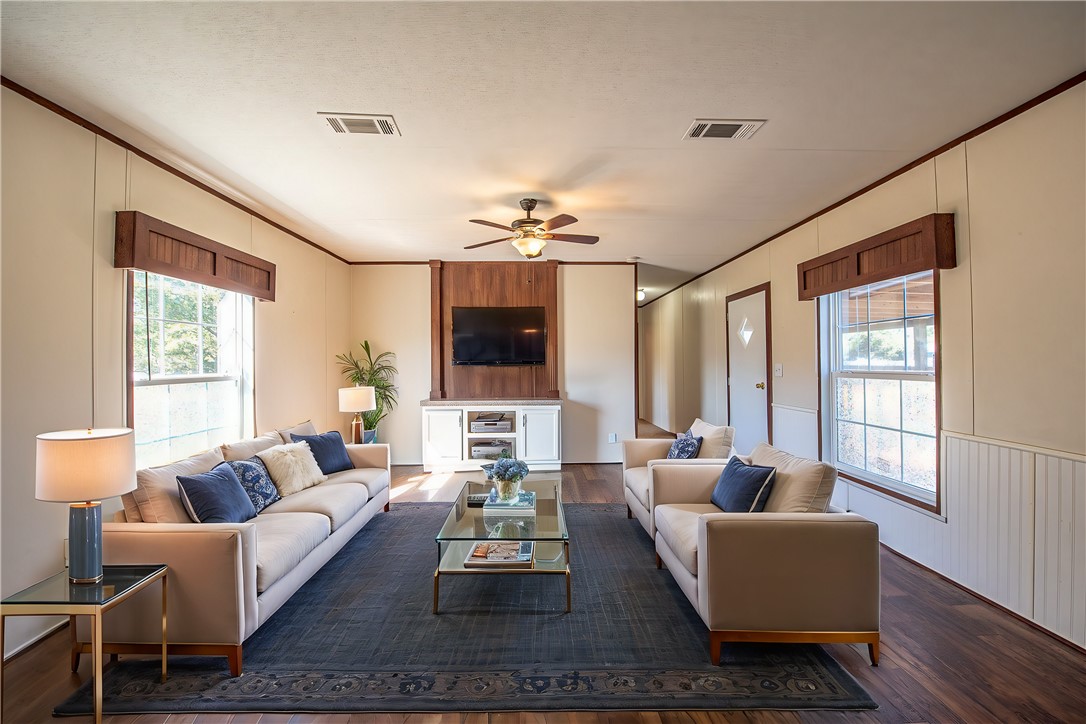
[
  {"left": 1, "top": 564, "right": 166, "bottom": 607},
  {"left": 436, "top": 475, "right": 567, "bottom": 542}
]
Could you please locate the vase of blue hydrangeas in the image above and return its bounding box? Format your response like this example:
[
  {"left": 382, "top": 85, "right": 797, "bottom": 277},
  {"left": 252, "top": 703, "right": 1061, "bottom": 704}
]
[{"left": 482, "top": 454, "right": 530, "bottom": 502}]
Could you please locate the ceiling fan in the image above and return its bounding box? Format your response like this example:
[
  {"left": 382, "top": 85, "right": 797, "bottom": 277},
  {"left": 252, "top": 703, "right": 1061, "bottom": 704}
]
[{"left": 465, "top": 198, "right": 599, "bottom": 259}]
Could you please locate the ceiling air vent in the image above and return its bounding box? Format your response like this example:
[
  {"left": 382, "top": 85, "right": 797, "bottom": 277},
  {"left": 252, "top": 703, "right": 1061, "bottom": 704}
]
[
  {"left": 685, "top": 119, "right": 765, "bottom": 140},
  {"left": 318, "top": 112, "right": 400, "bottom": 136}
]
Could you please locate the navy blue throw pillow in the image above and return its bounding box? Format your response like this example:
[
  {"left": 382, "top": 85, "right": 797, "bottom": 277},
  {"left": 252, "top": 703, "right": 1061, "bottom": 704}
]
[
  {"left": 290, "top": 430, "right": 354, "bottom": 474},
  {"left": 667, "top": 432, "right": 703, "bottom": 460},
  {"left": 710, "top": 457, "right": 776, "bottom": 513},
  {"left": 221, "top": 458, "right": 280, "bottom": 513},
  {"left": 177, "top": 465, "right": 257, "bottom": 523}
]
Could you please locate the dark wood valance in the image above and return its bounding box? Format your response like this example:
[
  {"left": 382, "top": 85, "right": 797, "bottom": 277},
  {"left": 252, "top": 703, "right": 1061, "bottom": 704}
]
[
  {"left": 114, "top": 211, "right": 276, "bottom": 301},
  {"left": 796, "top": 213, "right": 955, "bottom": 300}
]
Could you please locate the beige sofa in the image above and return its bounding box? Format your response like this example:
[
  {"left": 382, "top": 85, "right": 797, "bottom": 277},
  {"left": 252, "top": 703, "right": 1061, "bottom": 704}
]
[
  {"left": 78, "top": 423, "right": 390, "bottom": 676},
  {"left": 652, "top": 443, "right": 881, "bottom": 665},
  {"left": 622, "top": 419, "right": 736, "bottom": 538}
]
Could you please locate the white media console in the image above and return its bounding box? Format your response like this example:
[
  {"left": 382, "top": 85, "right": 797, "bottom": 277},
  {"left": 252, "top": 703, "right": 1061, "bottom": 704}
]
[{"left": 421, "top": 400, "right": 561, "bottom": 472}]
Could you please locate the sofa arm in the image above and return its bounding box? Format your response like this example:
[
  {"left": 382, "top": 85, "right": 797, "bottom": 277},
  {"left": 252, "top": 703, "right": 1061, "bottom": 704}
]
[
  {"left": 345, "top": 443, "right": 391, "bottom": 473},
  {"left": 697, "top": 513, "right": 880, "bottom": 633},
  {"left": 89, "top": 522, "right": 258, "bottom": 646},
  {"left": 622, "top": 438, "right": 674, "bottom": 470},
  {"left": 650, "top": 461, "right": 728, "bottom": 506}
]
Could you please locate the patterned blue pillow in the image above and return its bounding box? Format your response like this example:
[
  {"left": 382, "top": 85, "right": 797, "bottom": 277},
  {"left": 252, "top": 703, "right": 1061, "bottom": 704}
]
[
  {"left": 220, "top": 458, "right": 280, "bottom": 513},
  {"left": 666, "top": 432, "right": 703, "bottom": 459}
]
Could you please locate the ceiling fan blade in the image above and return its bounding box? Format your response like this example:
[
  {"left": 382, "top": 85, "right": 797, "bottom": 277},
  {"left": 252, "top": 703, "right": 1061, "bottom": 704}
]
[
  {"left": 541, "top": 214, "right": 578, "bottom": 232},
  {"left": 549, "top": 233, "right": 599, "bottom": 244},
  {"left": 469, "top": 219, "right": 515, "bottom": 232},
  {"left": 464, "top": 236, "right": 514, "bottom": 250}
]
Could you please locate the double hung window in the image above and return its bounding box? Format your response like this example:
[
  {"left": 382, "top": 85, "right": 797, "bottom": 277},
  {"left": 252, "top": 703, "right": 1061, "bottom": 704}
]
[
  {"left": 826, "top": 270, "right": 939, "bottom": 510},
  {"left": 130, "top": 271, "right": 254, "bottom": 467}
]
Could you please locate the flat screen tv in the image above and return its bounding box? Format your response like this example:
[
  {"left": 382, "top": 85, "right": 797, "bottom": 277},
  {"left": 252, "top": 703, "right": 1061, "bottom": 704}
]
[{"left": 452, "top": 306, "right": 546, "bottom": 366}]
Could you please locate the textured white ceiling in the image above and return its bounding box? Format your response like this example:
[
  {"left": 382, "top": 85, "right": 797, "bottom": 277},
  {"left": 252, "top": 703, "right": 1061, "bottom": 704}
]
[{"left": 2, "top": 2, "right": 1083, "bottom": 300}]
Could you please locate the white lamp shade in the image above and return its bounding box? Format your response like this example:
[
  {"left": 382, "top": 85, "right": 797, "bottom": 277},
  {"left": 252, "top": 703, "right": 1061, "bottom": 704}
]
[
  {"left": 339, "top": 386, "right": 377, "bottom": 413},
  {"left": 35, "top": 428, "right": 137, "bottom": 503}
]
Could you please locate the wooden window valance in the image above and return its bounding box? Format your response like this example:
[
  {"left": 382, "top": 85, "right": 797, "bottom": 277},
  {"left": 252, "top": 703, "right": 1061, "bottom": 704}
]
[
  {"left": 796, "top": 213, "right": 955, "bottom": 300},
  {"left": 114, "top": 211, "right": 276, "bottom": 301}
]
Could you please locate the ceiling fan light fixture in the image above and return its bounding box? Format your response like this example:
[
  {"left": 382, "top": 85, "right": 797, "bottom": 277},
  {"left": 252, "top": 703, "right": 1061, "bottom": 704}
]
[{"left": 512, "top": 237, "right": 547, "bottom": 259}]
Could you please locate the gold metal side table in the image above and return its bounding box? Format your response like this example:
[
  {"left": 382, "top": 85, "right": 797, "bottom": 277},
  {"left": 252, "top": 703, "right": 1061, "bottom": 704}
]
[{"left": 1, "top": 564, "right": 167, "bottom": 724}]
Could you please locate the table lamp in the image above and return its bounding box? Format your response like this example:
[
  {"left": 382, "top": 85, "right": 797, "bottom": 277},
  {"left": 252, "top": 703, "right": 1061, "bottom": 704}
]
[
  {"left": 338, "top": 386, "right": 376, "bottom": 444},
  {"left": 35, "top": 428, "right": 136, "bottom": 583}
]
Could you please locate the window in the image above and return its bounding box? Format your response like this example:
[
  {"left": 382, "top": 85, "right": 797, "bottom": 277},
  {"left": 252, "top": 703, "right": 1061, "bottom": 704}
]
[
  {"left": 825, "top": 270, "right": 938, "bottom": 510},
  {"left": 130, "top": 271, "right": 254, "bottom": 467}
]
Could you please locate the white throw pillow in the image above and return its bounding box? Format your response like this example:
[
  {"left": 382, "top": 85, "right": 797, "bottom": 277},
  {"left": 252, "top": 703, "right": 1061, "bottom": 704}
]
[
  {"left": 689, "top": 418, "right": 735, "bottom": 459},
  {"left": 256, "top": 442, "right": 328, "bottom": 496}
]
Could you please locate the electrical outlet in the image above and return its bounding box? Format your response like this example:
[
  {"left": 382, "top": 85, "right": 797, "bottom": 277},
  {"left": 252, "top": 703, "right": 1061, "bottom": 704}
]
[
  {"left": 608, "top": 433, "right": 618, "bottom": 443},
  {"left": 63, "top": 538, "right": 69, "bottom": 568},
  {"left": 774, "top": 363, "right": 784, "bottom": 378}
]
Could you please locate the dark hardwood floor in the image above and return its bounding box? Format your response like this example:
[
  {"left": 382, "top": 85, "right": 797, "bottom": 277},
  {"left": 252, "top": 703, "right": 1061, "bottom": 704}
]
[{"left": 3, "top": 463, "right": 1084, "bottom": 723}]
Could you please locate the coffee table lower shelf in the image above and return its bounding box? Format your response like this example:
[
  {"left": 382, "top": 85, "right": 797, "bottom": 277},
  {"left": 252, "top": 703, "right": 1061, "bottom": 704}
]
[{"left": 432, "top": 539, "right": 571, "bottom": 614}]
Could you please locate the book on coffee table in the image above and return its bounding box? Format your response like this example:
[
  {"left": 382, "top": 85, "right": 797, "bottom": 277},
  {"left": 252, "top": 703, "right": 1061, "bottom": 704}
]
[
  {"left": 483, "top": 490, "right": 536, "bottom": 515},
  {"left": 463, "top": 541, "right": 534, "bottom": 568}
]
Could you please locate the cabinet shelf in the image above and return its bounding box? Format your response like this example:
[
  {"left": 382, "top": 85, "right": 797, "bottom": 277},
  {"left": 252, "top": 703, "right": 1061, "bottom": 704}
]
[{"left": 423, "top": 403, "right": 561, "bottom": 473}]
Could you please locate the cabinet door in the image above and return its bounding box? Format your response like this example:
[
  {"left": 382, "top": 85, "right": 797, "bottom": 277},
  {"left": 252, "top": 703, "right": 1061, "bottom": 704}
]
[
  {"left": 423, "top": 409, "right": 463, "bottom": 465},
  {"left": 521, "top": 408, "right": 560, "bottom": 463}
]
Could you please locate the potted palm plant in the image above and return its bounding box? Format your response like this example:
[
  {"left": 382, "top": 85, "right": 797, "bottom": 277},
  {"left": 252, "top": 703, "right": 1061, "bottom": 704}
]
[{"left": 336, "top": 340, "right": 398, "bottom": 443}]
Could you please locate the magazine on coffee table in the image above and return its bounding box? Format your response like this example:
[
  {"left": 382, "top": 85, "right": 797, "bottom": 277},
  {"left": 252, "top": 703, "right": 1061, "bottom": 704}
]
[
  {"left": 463, "top": 541, "right": 534, "bottom": 568},
  {"left": 482, "top": 490, "right": 536, "bottom": 515}
]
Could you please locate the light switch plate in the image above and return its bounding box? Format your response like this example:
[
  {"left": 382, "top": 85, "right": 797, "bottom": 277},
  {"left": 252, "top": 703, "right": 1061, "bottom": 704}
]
[
  {"left": 773, "top": 363, "right": 784, "bottom": 377},
  {"left": 608, "top": 433, "right": 618, "bottom": 443}
]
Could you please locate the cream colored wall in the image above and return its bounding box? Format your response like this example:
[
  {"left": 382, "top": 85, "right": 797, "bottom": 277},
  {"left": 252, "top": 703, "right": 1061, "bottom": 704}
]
[
  {"left": 559, "top": 265, "right": 636, "bottom": 463},
  {"left": 638, "top": 84, "right": 1086, "bottom": 643},
  {"left": 0, "top": 89, "right": 352, "bottom": 657},
  {"left": 348, "top": 265, "right": 432, "bottom": 465}
]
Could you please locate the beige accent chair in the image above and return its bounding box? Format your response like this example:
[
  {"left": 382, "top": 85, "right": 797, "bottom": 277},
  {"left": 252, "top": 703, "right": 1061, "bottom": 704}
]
[
  {"left": 652, "top": 443, "right": 881, "bottom": 665},
  {"left": 622, "top": 419, "right": 736, "bottom": 538}
]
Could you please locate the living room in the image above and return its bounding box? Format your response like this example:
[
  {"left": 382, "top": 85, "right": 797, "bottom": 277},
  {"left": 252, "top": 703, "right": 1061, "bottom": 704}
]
[{"left": 2, "top": 2, "right": 1084, "bottom": 721}]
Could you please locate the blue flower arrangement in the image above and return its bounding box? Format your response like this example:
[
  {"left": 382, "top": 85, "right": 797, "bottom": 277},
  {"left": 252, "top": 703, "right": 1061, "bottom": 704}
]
[{"left": 482, "top": 456, "right": 529, "bottom": 483}]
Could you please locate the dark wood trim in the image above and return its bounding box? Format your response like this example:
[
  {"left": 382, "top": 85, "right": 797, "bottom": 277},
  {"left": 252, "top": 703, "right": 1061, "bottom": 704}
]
[
  {"left": 815, "top": 297, "right": 823, "bottom": 459},
  {"left": 556, "top": 260, "right": 635, "bottom": 265},
  {"left": 879, "top": 543, "right": 1086, "bottom": 656},
  {"left": 647, "top": 71, "right": 1086, "bottom": 306},
  {"left": 125, "top": 271, "right": 135, "bottom": 429},
  {"left": 348, "top": 260, "right": 431, "bottom": 265},
  {"left": 544, "top": 259, "right": 560, "bottom": 398},
  {"left": 428, "top": 260, "right": 445, "bottom": 400},
  {"left": 633, "top": 262, "right": 640, "bottom": 436},
  {"left": 796, "top": 213, "right": 955, "bottom": 300},
  {"left": 115, "top": 210, "right": 277, "bottom": 300},
  {"left": 0, "top": 75, "right": 350, "bottom": 266},
  {"left": 724, "top": 282, "right": 772, "bottom": 445}
]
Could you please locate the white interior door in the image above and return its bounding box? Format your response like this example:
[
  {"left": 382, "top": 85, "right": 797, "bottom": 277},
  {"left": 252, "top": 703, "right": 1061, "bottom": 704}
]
[{"left": 727, "top": 288, "right": 770, "bottom": 454}]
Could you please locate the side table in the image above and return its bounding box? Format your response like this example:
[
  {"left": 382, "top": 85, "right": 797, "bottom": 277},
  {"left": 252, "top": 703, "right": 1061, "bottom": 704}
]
[{"left": 1, "top": 564, "right": 167, "bottom": 724}]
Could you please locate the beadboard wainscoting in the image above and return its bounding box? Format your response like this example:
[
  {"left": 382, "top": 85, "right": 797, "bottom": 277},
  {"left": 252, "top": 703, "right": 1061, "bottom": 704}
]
[{"left": 837, "top": 432, "right": 1085, "bottom": 648}]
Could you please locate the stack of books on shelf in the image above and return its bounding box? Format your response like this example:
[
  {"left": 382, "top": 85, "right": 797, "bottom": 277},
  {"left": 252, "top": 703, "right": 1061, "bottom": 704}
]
[{"left": 463, "top": 541, "right": 535, "bottom": 568}]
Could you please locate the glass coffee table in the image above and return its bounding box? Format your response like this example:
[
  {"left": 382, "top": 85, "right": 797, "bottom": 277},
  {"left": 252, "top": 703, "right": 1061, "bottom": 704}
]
[{"left": 433, "top": 474, "right": 569, "bottom": 613}]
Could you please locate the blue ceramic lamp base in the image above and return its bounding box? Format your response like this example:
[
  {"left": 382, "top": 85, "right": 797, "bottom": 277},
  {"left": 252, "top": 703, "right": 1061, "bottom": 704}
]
[{"left": 69, "top": 502, "right": 103, "bottom": 584}]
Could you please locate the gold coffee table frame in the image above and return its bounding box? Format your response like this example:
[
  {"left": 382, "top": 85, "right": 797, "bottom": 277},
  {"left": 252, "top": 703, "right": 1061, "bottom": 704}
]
[
  {"left": 1, "top": 564, "right": 167, "bottom": 724},
  {"left": 433, "top": 476, "right": 570, "bottom": 614}
]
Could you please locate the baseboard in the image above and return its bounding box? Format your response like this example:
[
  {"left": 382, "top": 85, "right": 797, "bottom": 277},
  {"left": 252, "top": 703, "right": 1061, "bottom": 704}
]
[
  {"left": 880, "top": 543, "right": 1086, "bottom": 655},
  {"left": 2, "top": 618, "right": 67, "bottom": 663}
]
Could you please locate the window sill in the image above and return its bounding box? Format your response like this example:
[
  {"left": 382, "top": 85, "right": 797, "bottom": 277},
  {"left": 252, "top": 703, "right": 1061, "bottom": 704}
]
[{"left": 838, "top": 470, "right": 942, "bottom": 517}]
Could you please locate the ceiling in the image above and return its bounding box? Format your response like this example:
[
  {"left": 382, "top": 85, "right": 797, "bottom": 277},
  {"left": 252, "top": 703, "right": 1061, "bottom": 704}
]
[{"left": 2, "top": 2, "right": 1083, "bottom": 302}]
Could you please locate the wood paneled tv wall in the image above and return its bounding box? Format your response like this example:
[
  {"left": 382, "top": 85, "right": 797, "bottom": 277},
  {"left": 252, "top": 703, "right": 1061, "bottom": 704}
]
[{"left": 429, "top": 260, "right": 559, "bottom": 400}]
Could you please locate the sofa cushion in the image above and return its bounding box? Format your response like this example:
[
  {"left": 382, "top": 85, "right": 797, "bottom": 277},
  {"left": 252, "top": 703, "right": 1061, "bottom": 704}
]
[
  {"left": 250, "top": 512, "right": 330, "bottom": 593},
  {"left": 220, "top": 432, "right": 282, "bottom": 462},
  {"left": 667, "top": 432, "right": 703, "bottom": 460},
  {"left": 290, "top": 431, "right": 353, "bottom": 475},
  {"left": 256, "top": 442, "right": 328, "bottom": 497},
  {"left": 133, "top": 448, "right": 225, "bottom": 523},
  {"left": 277, "top": 419, "right": 318, "bottom": 444},
  {"left": 260, "top": 483, "right": 369, "bottom": 532},
  {"left": 623, "top": 466, "right": 650, "bottom": 509},
  {"left": 710, "top": 457, "right": 776, "bottom": 513},
  {"left": 177, "top": 465, "right": 257, "bottom": 524},
  {"left": 654, "top": 503, "right": 719, "bottom": 576},
  {"left": 689, "top": 418, "right": 735, "bottom": 459},
  {"left": 752, "top": 443, "right": 837, "bottom": 513},
  {"left": 221, "top": 457, "right": 280, "bottom": 513},
  {"left": 325, "top": 467, "right": 390, "bottom": 499}
]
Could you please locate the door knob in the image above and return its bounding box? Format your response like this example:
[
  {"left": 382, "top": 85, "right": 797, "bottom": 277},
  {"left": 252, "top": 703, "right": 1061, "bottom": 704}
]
[{"left": 755, "top": 382, "right": 766, "bottom": 389}]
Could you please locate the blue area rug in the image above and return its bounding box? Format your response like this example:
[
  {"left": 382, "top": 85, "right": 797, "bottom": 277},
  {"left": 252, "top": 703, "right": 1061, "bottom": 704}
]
[{"left": 56, "top": 503, "right": 876, "bottom": 713}]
